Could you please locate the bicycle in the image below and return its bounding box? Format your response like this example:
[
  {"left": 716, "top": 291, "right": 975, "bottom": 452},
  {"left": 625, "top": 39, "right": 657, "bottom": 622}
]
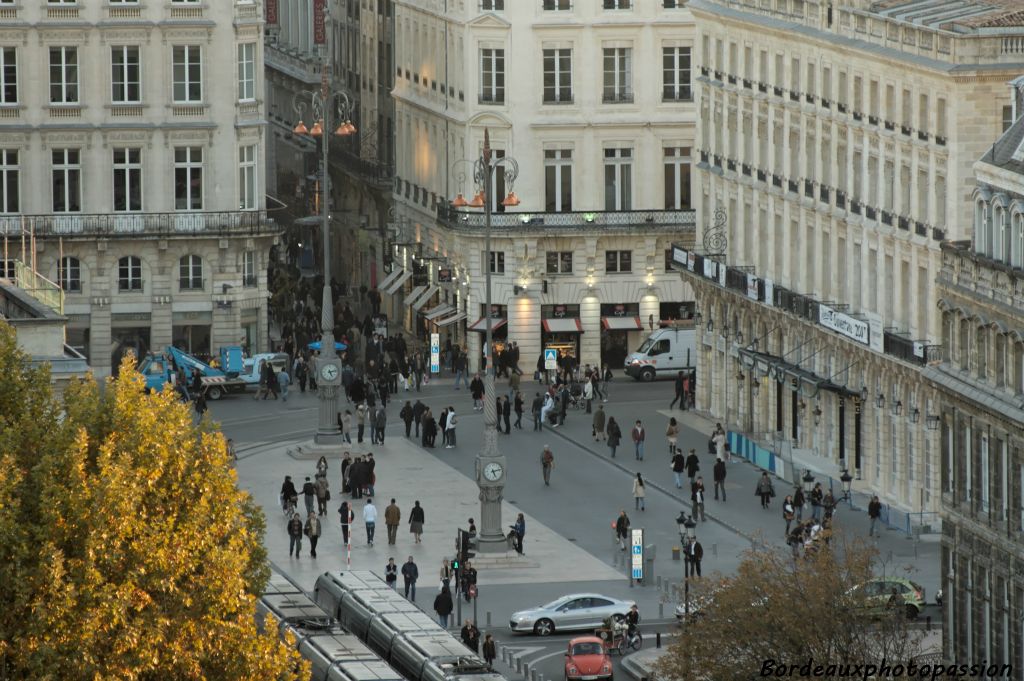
[
  {"left": 281, "top": 494, "right": 297, "bottom": 517},
  {"left": 617, "top": 628, "right": 643, "bottom": 655}
]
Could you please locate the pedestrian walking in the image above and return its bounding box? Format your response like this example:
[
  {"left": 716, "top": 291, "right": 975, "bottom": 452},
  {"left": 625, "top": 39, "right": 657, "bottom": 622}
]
[
  {"left": 631, "top": 420, "right": 646, "bottom": 461},
  {"left": 684, "top": 449, "right": 700, "bottom": 486},
  {"left": 194, "top": 389, "right": 208, "bottom": 418},
  {"left": 338, "top": 500, "right": 354, "bottom": 546},
  {"left": 287, "top": 512, "right": 303, "bottom": 558},
  {"left": 409, "top": 500, "right": 425, "bottom": 543},
  {"left": 713, "top": 457, "right": 727, "bottom": 501},
  {"left": 316, "top": 455, "right": 328, "bottom": 478},
  {"left": 413, "top": 399, "right": 426, "bottom": 437},
  {"left": 691, "top": 476, "right": 706, "bottom": 521},
  {"left": 512, "top": 512, "right": 526, "bottom": 554},
  {"left": 460, "top": 620, "right": 480, "bottom": 653},
  {"left": 400, "top": 401, "right": 414, "bottom": 438},
  {"left": 868, "top": 495, "right": 882, "bottom": 537},
  {"left": 363, "top": 498, "right": 378, "bottom": 546},
  {"left": 341, "top": 410, "right": 353, "bottom": 444},
  {"left": 385, "top": 498, "right": 401, "bottom": 545},
  {"left": 607, "top": 417, "right": 621, "bottom": 458},
  {"left": 434, "top": 584, "right": 454, "bottom": 628},
  {"left": 459, "top": 562, "right": 477, "bottom": 604},
  {"left": 301, "top": 476, "right": 316, "bottom": 516},
  {"left": 632, "top": 473, "right": 646, "bottom": 512},
  {"left": 669, "top": 371, "right": 685, "bottom": 409},
  {"left": 483, "top": 634, "right": 497, "bottom": 670},
  {"left": 470, "top": 374, "right": 485, "bottom": 411},
  {"left": 315, "top": 473, "right": 329, "bottom": 515},
  {"left": 540, "top": 446, "right": 554, "bottom": 486},
  {"left": 539, "top": 391, "right": 554, "bottom": 429},
  {"left": 445, "top": 407, "right": 458, "bottom": 448},
  {"left": 793, "top": 486, "right": 806, "bottom": 521},
  {"left": 374, "top": 405, "right": 387, "bottom": 445},
  {"left": 783, "top": 495, "right": 796, "bottom": 535},
  {"left": 593, "top": 404, "right": 606, "bottom": 441},
  {"left": 756, "top": 472, "right": 775, "bottom": 509},
  {"left": 615, "top": 510, "right": 630, "bottom": 551},
  {"left": 666, "top": 417, "right": 679, "bottom": 455},
  {"left": 278, "top": 367, "right": 291, "bottom": 402},
  {"left": 531, "top": 392, "right": 543, "bottom": 431},
  {"left": 304, "top": 511, "right": 322, "bottom": 558},
  {"left": 583, "top": 378, "right": 594, "bottom": 414},
  {"left": 684, "top": 537, "right": 703, "bottom": 577},
  {"left": 514, "top": 391, "right": 524, "bottom": 429},
  {"left": 356, "top": 402, "right": 367, "bottom": 443},
  {"left": 385, "top": 557, "right": 398, "bottom": 589},
  {"left": 810, "top": 482, "right": 824, "bottom": 521},
  {"left": 671, "top": 449, "right": 686, "bottom": 488},
  {"left": 402, "top": 556, "right": 419, "bottom": 601},
  {"left": 502, "top": 397, "right": 512, "bottom": 434}
]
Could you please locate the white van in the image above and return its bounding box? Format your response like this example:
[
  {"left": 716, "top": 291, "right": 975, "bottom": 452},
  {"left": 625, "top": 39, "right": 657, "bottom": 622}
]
[{"left": 624, "top": 327, "right": 696, "bottom": 381}]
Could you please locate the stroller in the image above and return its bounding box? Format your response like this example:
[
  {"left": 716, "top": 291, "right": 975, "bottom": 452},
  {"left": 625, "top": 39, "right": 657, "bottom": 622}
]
[{"left": 568, "top": 382, "right": 586, "bottom": 410}]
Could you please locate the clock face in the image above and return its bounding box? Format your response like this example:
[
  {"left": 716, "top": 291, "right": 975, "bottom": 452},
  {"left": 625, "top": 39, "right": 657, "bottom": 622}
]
[
  {"left": 320, "top": 363, "right": 339, "bottom": 381},
  {"left": 482, "top": 462, "right": 504, "bottom": 482}
]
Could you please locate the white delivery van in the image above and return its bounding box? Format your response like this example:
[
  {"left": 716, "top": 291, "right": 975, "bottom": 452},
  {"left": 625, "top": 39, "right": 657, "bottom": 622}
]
[{"left": 623, "top": 326, "right": 696, "bottom": 381}]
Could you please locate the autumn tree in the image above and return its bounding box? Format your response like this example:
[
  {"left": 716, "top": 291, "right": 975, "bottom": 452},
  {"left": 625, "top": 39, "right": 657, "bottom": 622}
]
[
  {"left": 654, "top": 534, "right": 924, "bottom": 681},
  {"left": 0, "top": 323, "right": 308, "bottom": 680}
]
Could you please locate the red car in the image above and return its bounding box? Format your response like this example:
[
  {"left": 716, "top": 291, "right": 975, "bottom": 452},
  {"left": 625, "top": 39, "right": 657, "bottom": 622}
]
[{"left": 564, "top": 636, "right": 614, "bottom": 681}]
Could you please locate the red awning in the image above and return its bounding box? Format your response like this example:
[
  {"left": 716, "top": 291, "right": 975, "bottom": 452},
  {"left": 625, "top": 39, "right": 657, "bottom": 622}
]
[
  {"left": 542, "top": 318, "right": 583, "bottom": 333},
  {"left": 602, "top": 316, "right": 643, "bottom": 331},
  {"left": 468, "top": 317, "right": 507, "bottom": 333}
]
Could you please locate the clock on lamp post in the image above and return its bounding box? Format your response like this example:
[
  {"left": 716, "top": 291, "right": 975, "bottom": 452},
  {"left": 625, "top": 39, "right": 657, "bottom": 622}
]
[{"left": 476, "top": 452, "right": 508, "bottom": 552}]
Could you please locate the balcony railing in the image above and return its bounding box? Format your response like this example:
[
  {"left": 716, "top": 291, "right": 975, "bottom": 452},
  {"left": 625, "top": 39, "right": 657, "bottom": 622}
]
[
  {"left": 436, "top": 206, "right": 696, "bottom": 232},
  {"left": 0, "top": 211, "right": 276, "bottom": 238},
  {"left": 331, "top": 146, "right": 394, "bottom": 189}
]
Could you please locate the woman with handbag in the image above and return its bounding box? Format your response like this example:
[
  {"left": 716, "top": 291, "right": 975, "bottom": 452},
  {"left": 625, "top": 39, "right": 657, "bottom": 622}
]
[{"left": 756, "top": 472, "right": 775, "bottom": 509}]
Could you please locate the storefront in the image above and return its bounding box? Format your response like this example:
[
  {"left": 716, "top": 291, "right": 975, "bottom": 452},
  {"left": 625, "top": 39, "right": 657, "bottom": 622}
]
[
  {"left": 600, "top": 303, "right": 642, "bottom": 368},
  {"left": 659, "top": 301, "right": 696, "bottom": 325},
  {"left": 110, "top": 312, "right": 151, "bottom": 375},
  {"left": 172, "top": 311, "right": 212, "bottom": 360},
  {"left": 468, "top": 304, "right": 508, "bottom": 352},
  {"left": 541, "top": 304, "right": 582, "bottom": 362},
  {"left": 65, "top": 313, "right": 91, "bottom": 363}
]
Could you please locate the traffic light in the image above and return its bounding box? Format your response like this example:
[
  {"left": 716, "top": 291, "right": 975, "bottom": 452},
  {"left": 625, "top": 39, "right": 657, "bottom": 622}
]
[{"left": 457, "top": 529, "right": 476, "bottom": 564}]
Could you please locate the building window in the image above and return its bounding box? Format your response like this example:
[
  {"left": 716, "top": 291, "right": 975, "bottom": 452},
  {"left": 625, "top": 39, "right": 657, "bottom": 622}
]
[
  {"left": 242, "top": 250, "right": 256, "bottom": 287},
  {"left": 237, "top": 43, "right": 255, "bottom": 101},
  {"left": 51, "top": 149, "right": 81, "bottom": 213},
  {"left": 1002, "top": 105, "right": 1013, "bottom": 133},
  {"left": 602, "top": 48, "right": 632, "bottom": 103},
  {"left": 977, "top": 327, "right": 988, "bottom": 380},
  {"left": 479, "top": 48, "right": 504, "bottom": 104},
  {"left": 605, "top": 250, "right": 632, "bottom": 273},
  {"left": 174, "top": 147, "right": 203, "bottom": 210},
  {"left": 179, "top": 255, "right": 203, "bottom": 290},
  {"left": 543, "top": 0, "right": 572, "bottom": 8},
  {"left": 113, "top": 148, "right": 142, "bottom": 212},
  {"left": 172, "top": 45, "right": 202, "bottom": 103},
  {"left": 543, "top": 48, "right": 572, "bottom": 104},
  {"left": 238, "top": 144, "right": 257, "bottom": 210},
  {"left": 662, "top": 46, "right": 691, "bottom": 101},
  {"left": 118, "top": 255, "right": 142, "bottom": 291},
  {"left": 603, "top": 0, "right": 631, "bottom": 8},
  {"left": 481, "top": 0, "right": 504, "bottom": 8},
  {"left": 111, "top": 46, "right": 141, "bottom": 104},
  {"left": 58, "top": 255, "right": 81, "bottom": 293},
  {"left": 544, "top": 149, "right": 572, "bottom": 212},
  {"left": 664, "top": 147, "right": 691, "bottom": 210},
  {"left": 0, "top": 149, "right": 18, "bottom": 213},
  {"left": 485, "top": 251, "right": 505, "bottom": 274},
  {"left": 49, "top": 47, "right": 79, "bottom": 105},
  {"left": 0, "top": 47, "right": 17, "bottom": 104},
  {"left": 546, "top": 251, "right": 573, "bottom": 274},
  {"left": 604, "top": 148, "right": 632, "bottom": 211}
]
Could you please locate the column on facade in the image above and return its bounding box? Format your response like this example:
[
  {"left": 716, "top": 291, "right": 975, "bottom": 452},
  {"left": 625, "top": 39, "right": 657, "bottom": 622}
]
[
  {"left": 91, "top": 305, "right": 113, "bottom": 377},
  {"left": 151, "top": 300, "right": 173, "bottom": 351},
  {"left": 580, "top": 293, "right": 601, "bottom": 371}
]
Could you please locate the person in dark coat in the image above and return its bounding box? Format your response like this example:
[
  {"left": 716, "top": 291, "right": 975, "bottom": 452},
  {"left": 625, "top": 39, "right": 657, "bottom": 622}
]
[
  {"left": 348, "top": 457, "right": 365, "bottom": 499},
  {"left": 606, "top": 418, "right": 622, "bottom": 458},
  {"left": 412, "top": 399, "right": 426, "bottom": 437},
  {"left": 460, "top": 620, "right": 480, "bottom": 653},
  {"left": 400, "top": 400, "right": 414, "bottom": 437},
  {"left": 470, "top": 374, "right": 485, "bottom": 411},
  {"left": 669, "top": 370, "right": 685, "bottom": 409},
  {"left": 482, "top": 634, "right": 497, "bottom": 670},
  {"left": 684, "top": 448, "right": 701, "bottom": 485},
  {"left": 433, "top": 584, "right": 454, "bottom": 628},
  {"left": 287, "top": 512, "right": 303, "bottom": 557},
  {"left": 713, "top": 458, "right": 727, "bottom": 501},
  {"left": 501, "top": 396, "right": 512, "bottom": 434},
  {"left": 513, "top": 392, "right": 524, "bottom": 429}
]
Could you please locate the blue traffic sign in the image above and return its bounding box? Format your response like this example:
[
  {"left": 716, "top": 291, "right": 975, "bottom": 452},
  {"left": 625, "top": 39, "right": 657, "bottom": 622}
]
[
  {"left": 544, "top": 349, "right": 557, "bottom": 361},
  {"left": 632, "top": 545, "right": 642, "bottom": 555},
  {"left": 632, "top": 568, "right": 642, "bottom": 579}
]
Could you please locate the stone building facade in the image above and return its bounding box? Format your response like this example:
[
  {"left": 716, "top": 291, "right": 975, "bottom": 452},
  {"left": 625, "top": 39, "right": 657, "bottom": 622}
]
[
  {"left": 684, "top": 0, "right": 1024, "bottom": 516},
  {"left": 0, "top": 1, "right": 276, "bottom": 376},
  {"left": 931, "top": 92, "right": 1024, "bottom": 669},
  {"left": 391, "top": 0, "right": 697, "bottom": 370}
]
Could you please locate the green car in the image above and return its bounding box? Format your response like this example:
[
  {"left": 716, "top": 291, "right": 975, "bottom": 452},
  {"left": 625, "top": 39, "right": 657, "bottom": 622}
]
[{"left": 852, "top": 577, "right": 926, "bottom": 619}]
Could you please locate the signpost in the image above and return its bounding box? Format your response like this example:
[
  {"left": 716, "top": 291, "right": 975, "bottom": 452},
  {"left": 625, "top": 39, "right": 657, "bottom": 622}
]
[
  {"left": 544, "top": 348, "right": 558, "bottom": 371},
  {"left": 430, "top": 332, "right": 440, "bottom": 374},
  {"left": 630, "top": 528, "right": 644, "bottom": 582}
]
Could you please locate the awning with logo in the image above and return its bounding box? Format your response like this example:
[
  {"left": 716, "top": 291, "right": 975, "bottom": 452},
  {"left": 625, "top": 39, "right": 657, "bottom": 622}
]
[
  {"left": 411, "top": 285, "right": 440, "bottom": 311},
  {"left": 602, "top": 316, "right": 643, "bottom": 331},
  {"left": 383, "top": 269, "right": 412, "bottom": 295},
  {"left": 467, "top": 317, "right": 507, "bottom": 333},
  {"left": 542, "top": 318, "right": 583, "bottom": 333}
]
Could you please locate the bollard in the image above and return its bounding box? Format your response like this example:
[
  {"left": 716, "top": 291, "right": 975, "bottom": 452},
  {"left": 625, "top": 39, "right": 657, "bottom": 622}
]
[
  {"left": 530, "top": 668, "right": 538, "bottom": 681},
  {"left": 672, "top": 546, "right": 680, "bottom": 560},
  {"left": 658, "top": 602, "right": 664, "bottom": 618},
  {"left": 926, "top": 616, "right": 932, "bottom": 632},
  {"left": 656, "top": 632, "right": 661, "bottom": 649},
  {"left": 516, "top": 658, "right": 523, "bottom": 674},
  {"left": 487, "top": 611, "right": 492, "bottom": 628},
  {"left": 656, "top": 575, "right": 662, "bottom": 589}
]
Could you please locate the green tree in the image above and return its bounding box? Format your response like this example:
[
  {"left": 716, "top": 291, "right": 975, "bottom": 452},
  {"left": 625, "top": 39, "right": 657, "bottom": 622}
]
[
  {"left": 654, "top": 535, "right": 924, "bottom": 681},
  {"left": 0, "top": 323, "right": 307, "bottom": 680}
]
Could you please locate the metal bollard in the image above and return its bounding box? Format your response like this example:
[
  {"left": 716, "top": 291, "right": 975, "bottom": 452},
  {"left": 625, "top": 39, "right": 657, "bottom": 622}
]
[
  {"left": 656, "top": 575, "right": 662, "bottom": 589},
  {"left": 656, "top": 632, "right": 661, "bottom": 649},
  {"left": 658, "top": 602, "right": 664, "bottom": 618},
  {"left": 530, "top": 668, "right": 538, "bottom": 681},
  {"left": 516, "top": 658, "right": 523, "bottom": 674},
  {"left": 926, "top": 616, "right": 932, "bottom": 632},
  {"left": 487, "top": 611, "right": 492, "bottom": 628}
]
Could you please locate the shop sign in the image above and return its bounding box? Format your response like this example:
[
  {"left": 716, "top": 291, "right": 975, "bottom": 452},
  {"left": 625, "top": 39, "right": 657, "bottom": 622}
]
[
  {"left": 672, "top": 247, "right": 687, "bottom": 267},
  {"left": 313, "top": 0, "right": 326, "bottom": 44},
  {"left": 612, "top": 304, "right": 626, "bottom": 317},
  {"left": 717, "top": 261, "right": 726, "bottom": 287},
  {"left": 438, "top": 268, "right": 453, "bottom": 283},
  {"left": 818, "top": 304, "right": 869, "bottom": 346},
  {"left": 552, "top": 305, "right": 567, "bottom": 318},
  {"left": 266, "top": 0, "right": 278, "bottom": 24}
]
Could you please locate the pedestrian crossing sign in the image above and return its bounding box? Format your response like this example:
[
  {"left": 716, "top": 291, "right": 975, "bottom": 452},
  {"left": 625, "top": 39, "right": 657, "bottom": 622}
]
[{"left": 544, "top": 348, "right": 558, "bottom": 371}]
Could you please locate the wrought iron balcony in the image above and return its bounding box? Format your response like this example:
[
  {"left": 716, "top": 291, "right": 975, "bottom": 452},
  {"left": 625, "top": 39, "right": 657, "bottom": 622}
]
[
  {"left": 0, "top": 210, "right": 276, "bottom": 238},
  {"left": 331, "top": 146, "right": 394, "bottom": 190},
  {"left": 436, "top": 206, "right": 696, "bottom": 233}
]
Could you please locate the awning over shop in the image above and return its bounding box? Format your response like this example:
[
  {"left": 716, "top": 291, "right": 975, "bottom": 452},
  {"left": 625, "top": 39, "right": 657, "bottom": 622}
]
[
  {"left": 383, "top": 270, "right": 413, "bottom": 295},
  {"left": 411, "top": 285, "right": 440, "bottom": 311},
  {"left": 378, "top": 267, "right": 404, "bottom": 292},
  {"left": 436, "top": 312, "right": 467, "bottom": 327},
  {"left": 468, "top": 317, "right": 507, "bottom": 333},
  {"left": 424, "top": 304, "right": 455, "bottom": 320},
  {"left": 542, "top": 318, "right": 583, "bottom": 333},
  {"left": 602, "top": 316, "right": 643, "bottom": 331},
  {"left": 404, "top": 285, "right": 426, "bottom": 307}
]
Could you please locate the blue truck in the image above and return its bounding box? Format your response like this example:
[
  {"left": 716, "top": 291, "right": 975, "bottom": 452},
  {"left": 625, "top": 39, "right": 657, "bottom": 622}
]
[{"left": 137, "top": 346, "right": 287, "bottom": 400}]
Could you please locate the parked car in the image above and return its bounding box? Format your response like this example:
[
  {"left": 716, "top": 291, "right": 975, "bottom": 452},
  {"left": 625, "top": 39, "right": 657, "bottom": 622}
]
[
  {"left": 564, "top": 637, "right": 613, "bottom": 681},
  {"left": 850, "top": 577, "right": 926, "bottom": 619},
  {"left": 509, "top": 594, "right": 635, "bottom": 636}
]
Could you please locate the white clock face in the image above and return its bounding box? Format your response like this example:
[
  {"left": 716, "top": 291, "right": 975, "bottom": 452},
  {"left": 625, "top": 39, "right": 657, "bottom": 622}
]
[
  {"left": 483, "top": 462, "right": 504, "bottom": 481},
  {"left": 321, "top": 364, "right": 339, "bottom": 381}
]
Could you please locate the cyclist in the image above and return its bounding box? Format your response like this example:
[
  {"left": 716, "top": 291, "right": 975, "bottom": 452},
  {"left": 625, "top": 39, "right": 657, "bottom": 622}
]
[
  {"left": 625, "top": 604, "right": 641, "bottom": 640},
  {"left": 280, "top": 475, "right": 298, "bottom": 514}
]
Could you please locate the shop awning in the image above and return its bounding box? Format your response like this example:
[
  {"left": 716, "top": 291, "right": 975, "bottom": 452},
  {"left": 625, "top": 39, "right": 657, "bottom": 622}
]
[
  {"left": 542, "top": 318, "right": 583, "bottom": 333},
  {"left": 378, "top": 267, "right": 404, "bottom": 292},
  {"left": 602, "top": 316, "right": 643, "bottom": 331},
  {"left": 383, "top": 269, "right": 412, "bottom": 295},
  {"left": 436, "top": 312, "right": 467, "bottom": 327},
  {"left": 424, "top": 303, "right": 455, "bottom": 320},
  {"left": 404, "top": 285, "right": 427, "bottom": 307},
  {"left": 468, "top": 317, "right": 507, "bottom": 333},
  {"left": 411, "top": 284, "right": 440, "bottom": 311}
]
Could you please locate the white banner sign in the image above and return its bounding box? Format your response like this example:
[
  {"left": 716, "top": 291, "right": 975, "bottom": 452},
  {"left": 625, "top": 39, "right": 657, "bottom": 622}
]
[
  {"left": 746, "top": 274, "right": 758, "bottom": 300},
  {"left": 818, "top": 304, "right": 869, "bottom": 346},
  {"left": 430, "top": 333, "right": 440, "bottom": 373},
  {"left": 864, "top": 312, "right": 884, "bottom": 353},
  {"left": 630, "top": 528, "right": 644, "bottom": 581},
  {"left": 764, "top": 278, "right": 774, "bottom": 307}
]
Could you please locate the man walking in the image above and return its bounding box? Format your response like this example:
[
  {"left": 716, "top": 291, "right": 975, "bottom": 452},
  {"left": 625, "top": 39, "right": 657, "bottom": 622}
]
[
  {"left": 401, "top": 556, "right": 419, "bottom": 601},
  {"left": 685, "top": 448, "right": 701, "bottom": 486},
  {"left": 631, "top": 420, "right": 645, "bottom": 461},
  {"left": 374, "top": 405, "right": 387, "bottom": 445},
  {"left": 445, "top": 407, "right": 457, "bottom": 448},
  {"left": 502, "top": 396, "right": 512, "bottom": 435},
  {"left": 671, "top": 449, "right": 686, "bottom": 489},
  {"left": 669, "top": 370, "right": 685, "bottom": 409},
  {"left": 713, "top": 457, "right": 727, "bottom": 501},
  {"left": 540, "top": 446, "right": 554, "bottom": 486},
  {"left": 304, "top": 511, "right": 322, "bottom": 558},
  {"left": 684, "top": 537, "right": 703, "bottom": 577},
  {"left": 301, "top": 476, "right": 317, "bottom": 516},
  {"left": 363, "top": 498, "right": 378, "bottom": 546},
  {"left": 412, "top": 399, "right": 426, "bottom": 438},
  {"left": 385, "top": 498, "right": 402, "bottom": 545},
  {"left": 691, "top": 476, "right": 706, "bottom": 521},
  {"left": 810, "top": 482, "right": 824, "bottom": 522},
  {"left": 868, "top": 495, "right": 882, "bottom": 537},
  {"left": 287, "top": 512, "right": 303, "bottom": 558}
]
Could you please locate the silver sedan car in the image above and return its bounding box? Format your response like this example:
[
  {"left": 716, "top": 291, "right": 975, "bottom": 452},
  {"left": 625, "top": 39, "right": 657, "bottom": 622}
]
[{"left": 509, "top": 594, "right": 636, "bottom": 636}]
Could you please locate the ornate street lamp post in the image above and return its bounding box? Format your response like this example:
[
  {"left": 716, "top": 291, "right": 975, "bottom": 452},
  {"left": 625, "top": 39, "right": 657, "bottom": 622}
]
[
  {"left": 292, "top": 45, "right": 356, "bottom": 447},
  {"left": 451, "top": 129, "right": 520, "bottom": 552}
]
